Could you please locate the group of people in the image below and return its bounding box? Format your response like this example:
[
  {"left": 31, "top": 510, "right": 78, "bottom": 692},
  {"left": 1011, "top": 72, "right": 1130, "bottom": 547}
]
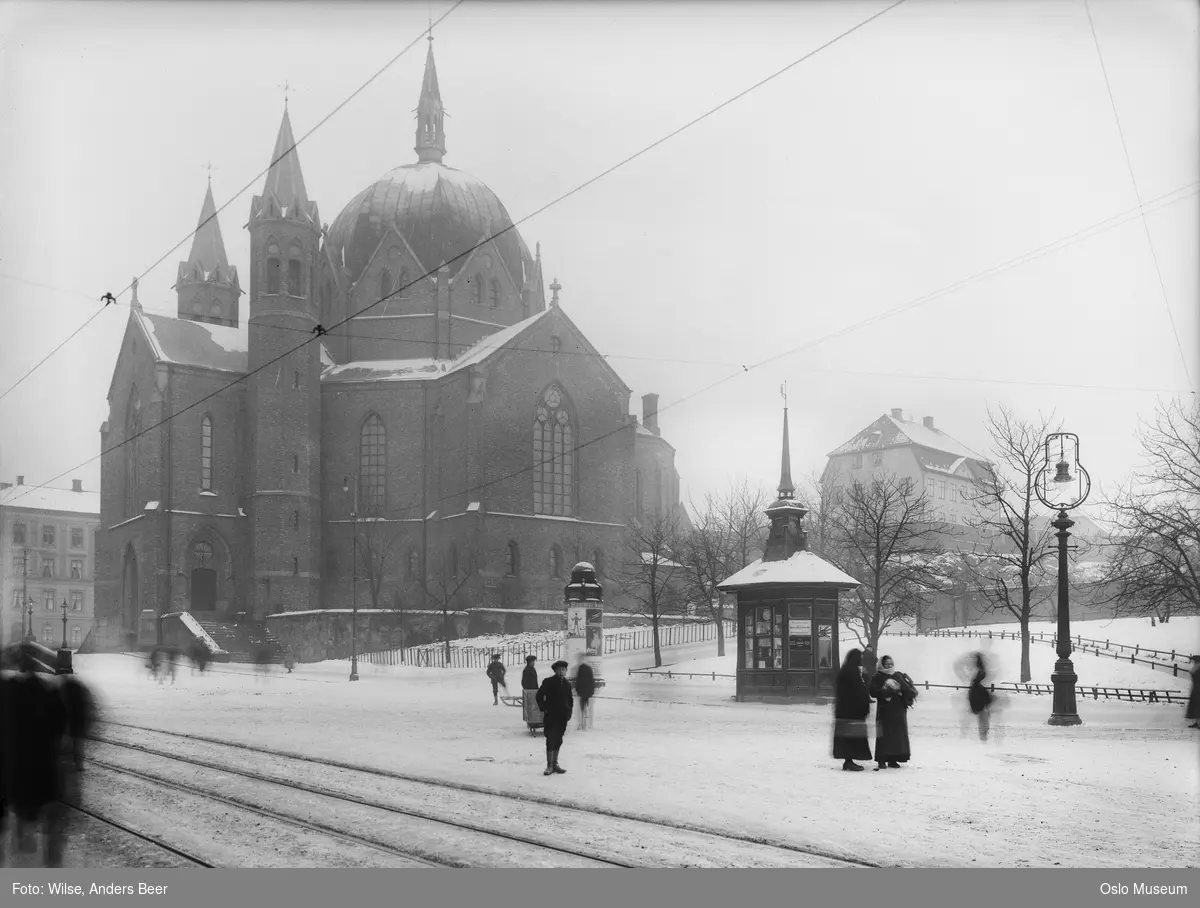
[
  {"left": 486, "top": 653, "right": 597, "bottom": 776},
  {"left": 0, "top": 642, "right": 98, "bottom": 866},
  {"left": 834, "top": 646, "right": 919, "bottom": 772}
]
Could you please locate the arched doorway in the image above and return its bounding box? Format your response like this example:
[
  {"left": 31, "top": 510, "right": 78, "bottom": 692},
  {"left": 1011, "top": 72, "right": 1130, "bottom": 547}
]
[
  {"left": 122, "top": 545, "right": 139, "bottom": 632},
  {"left": 190, "top": 540, "right": 217, "bottom": 612}
]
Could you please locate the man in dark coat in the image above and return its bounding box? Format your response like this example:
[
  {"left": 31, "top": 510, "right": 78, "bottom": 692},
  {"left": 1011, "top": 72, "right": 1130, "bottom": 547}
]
[
  {"left": 832, "top": 648, "right": 873, "bottom": 771},
  {"left": 521, "top": 655, "right": 539, "bottom": 690},
  {"left": 1186, "top": 654, "right": 1200, "bottom": 729},
  {"left": 486, "top": 654, "right": 508, "bottom": 705},
  {"left": 574, "top": 657, "right": 596, "bottom": 730},
  {"left": 535, "top": 660, "right": 573, "bottom": 775}
]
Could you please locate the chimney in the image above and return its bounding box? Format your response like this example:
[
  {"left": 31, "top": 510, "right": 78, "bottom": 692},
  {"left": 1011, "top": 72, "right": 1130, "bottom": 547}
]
[
  {"left": 16, "top": 475, "right": 23, "bottom": 485},
  {"left": 890, "top": 408, "right": 903, "bottom": 420},
  {"left": 922, "top": 416, "right": 934, "bottom": 430},
  {"left": 641, "top": 393, "right": 660, "bottom": 436},
  {"left": 0, "top": 482, "right": 10, "bottom": 491},
  {"left": 72, "top": 479, "right": 83, "bottom": 492}
]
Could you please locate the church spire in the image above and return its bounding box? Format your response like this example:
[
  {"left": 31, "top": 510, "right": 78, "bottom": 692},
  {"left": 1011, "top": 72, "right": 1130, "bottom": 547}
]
[
  {"left": 414, "top": 35, "right": 446, "bottom": 164},
  {"left": 263, "top": 106, "right": 309, "bottom": 209},
  {"left": 185, "top": 182, "right": 230, "bottom": 275},
  {"left": 761, "top": 393, "right": 808, "bottom": 562}
]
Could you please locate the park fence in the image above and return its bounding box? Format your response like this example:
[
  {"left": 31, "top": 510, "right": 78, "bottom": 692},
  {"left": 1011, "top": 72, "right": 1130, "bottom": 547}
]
[{"left": 360, "top": 619, "right": 737, "bottom": 669}]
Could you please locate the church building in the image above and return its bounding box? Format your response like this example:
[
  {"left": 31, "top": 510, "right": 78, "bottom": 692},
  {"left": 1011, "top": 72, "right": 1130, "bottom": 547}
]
[{"left": 95, "top": 42, "right": 684, "bottom": 648}]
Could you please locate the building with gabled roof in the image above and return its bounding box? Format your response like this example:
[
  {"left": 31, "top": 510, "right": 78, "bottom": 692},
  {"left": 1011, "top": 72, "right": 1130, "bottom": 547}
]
[{"left": 96, "top": 41, "right": 684, "bottom": 652}]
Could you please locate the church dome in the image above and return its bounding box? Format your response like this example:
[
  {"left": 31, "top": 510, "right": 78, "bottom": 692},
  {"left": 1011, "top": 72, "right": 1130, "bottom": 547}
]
[{"left": 325, "top": 161, "right": 531, "bottom": 284}]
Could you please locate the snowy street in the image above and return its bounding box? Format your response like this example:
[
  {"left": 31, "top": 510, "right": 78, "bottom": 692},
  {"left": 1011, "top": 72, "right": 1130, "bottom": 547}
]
[{"left": 7, "top": 616, "right": 1195, "bottom": 868}]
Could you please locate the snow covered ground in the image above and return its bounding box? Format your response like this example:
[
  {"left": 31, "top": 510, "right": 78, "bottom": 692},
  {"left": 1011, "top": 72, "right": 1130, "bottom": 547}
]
[{"left": 68, "top": 616, "right": 1199, "bottom": 867}]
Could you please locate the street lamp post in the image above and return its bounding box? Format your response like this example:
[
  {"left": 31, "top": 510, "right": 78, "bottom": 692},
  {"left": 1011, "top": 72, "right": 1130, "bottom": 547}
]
[
  {"left": 61, "top": 599, "right": 69, "bottom": 649},
  {"left": 24, "top": 598, "right": 34, "bottom": 640},
  {"left": 343, "top": 474, "right": 360, "bottom": 682},
  {"left": 1034, "top": 432, "right": 1091, "bottom": 727}
]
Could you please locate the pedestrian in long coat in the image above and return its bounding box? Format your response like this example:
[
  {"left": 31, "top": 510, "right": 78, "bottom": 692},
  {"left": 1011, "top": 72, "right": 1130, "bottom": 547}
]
[
  {"left": 869, "top": 654, "right": 917, "bottom": 769},
  {"left": 861, "top": 647, "right": 879, "bottom": 684},
  {"left": 535, "top": 660, "right": 574, "bottom": 776},
  {"left": 832, "top": 648, "right": 873, "bottom": 771},
  {"left": 1186, "top": 655, "right": 1200, "bottom": 729},
  {"left": 486, "top": 654, "right": 508, "bottom": 705},
  {"left": 574, "top": 658, "right": 596, "bottom": 730},
  {"left": 967, "top": 652, "right": 995, "bottom": 740}
]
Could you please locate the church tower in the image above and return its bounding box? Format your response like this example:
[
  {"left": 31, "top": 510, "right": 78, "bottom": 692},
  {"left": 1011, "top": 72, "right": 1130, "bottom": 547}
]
[
  {"left": 174, "top": 181, "right": 241, "bottom": 326},
  {"left": 414, "top": 36, "right": 445, "bottom": 164},
  {"left": 246, "top": 107, "right": 322, "bottom": 616}
]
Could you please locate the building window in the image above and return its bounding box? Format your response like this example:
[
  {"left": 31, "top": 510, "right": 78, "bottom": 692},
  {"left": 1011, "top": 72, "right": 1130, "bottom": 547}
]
[
  {"left": 293, "top": 557, "right": 299, "bottom": 576},
  {"left": 471, "top": 273, "right": 483, "bottom": 306},
  {"left": 194, "top": 541, "right": 214, "bottom": 568},
  {"left": 42, "top": 558, "right": 54, "bottom": 578},
  {"left": 12, "top": 522, "right": 25, "bottom": 545},
  {"left": 505, "top": 541, "right": 519, "bottom": 577},
  {"left": 938, "top": 480, "right": 946, "bottom": 500},
  {"left": 13, "top": 556, "right": 24, "bottom": 577},
  {"left": 292, "top": 454, "right": 299, "bottom": 474},
  {"left": 70, "top": 559, "right": 83, "bottom": 580},
  {"left": 360, "top": 414, "right": 386, "bottom": 515},
  {"left": 43, "top": 589, "right": 54, "bottom": 612},
  {"left": 533, "top": 385, "right": 574, "bottom": 517},
  {"left": 70, "top": 527, "right": 83, "bottom": 549},
  {"left": 201, "top": 414, "right": 213, "bottom": 492},
  {"left": 293, "top": 510, "right": 300, "bottom": 530},
  {"left": 550, "top": 545, "right": 562, "bottom": 579},
  {"left": 41, "top": 624, "right": 53, "bottom": 644},
  {"left": 266, "top": 257, "right": 281, "bottom": 295},
  {"left": 489, "top": 278, "right": 500, "bottom": 308},
  {"left": 408, "top": 549, "right": 420, "bottom": 580},
  {"left": 70, "top": 591, "right": 83, "bottom": 611},
  {"left": 925, "top": 477, "right": 935, "bottom": 499},
  {"left": 380, "top": 268, "right": 392, "bottom": 301},
  {"left": 42, "top": 525, "right": 56, "bottom": 546},
  {"left": 12, "top": 589, "right": 22, "bottom": 610},
  {"left": 852, "top": 454, "right": 863, "bottom": 470},
  {"left": 551, "top": 335, "right": 561, "bottom": 354},
  {"left": 396, "top": 268, "right": 409, "bottom": 298},
  {"left": 592, "top": 548, "right": 604, "bottom": 577},
  {"left": 288, "top": 244, "right": 304, "bottom": 296},
  {"left": 71, "top": 626, "right": 81, "bottom": 647},
  {"left": 872, "top": 452, "right": 883, "bottom": 466}
]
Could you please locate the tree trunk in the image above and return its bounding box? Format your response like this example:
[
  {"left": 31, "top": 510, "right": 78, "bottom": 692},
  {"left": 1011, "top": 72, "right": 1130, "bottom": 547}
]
[
  {"left": 1019, "top": 619, "right": 1031, "bottom": 683},
  {"left": 715, "top": 604, "right": 725, "bottom": 657},
  {"left": 652, "top": 612, "right": 662, "bottom": 667},
  {"left": 442, "top": 613, "right": 452, "bottom": 666}
]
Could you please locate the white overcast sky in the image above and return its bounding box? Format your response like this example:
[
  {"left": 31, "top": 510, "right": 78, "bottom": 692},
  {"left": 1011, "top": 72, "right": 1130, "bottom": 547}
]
[{"left": 0, "top": 0, "right": 1196, "bottom": 517}]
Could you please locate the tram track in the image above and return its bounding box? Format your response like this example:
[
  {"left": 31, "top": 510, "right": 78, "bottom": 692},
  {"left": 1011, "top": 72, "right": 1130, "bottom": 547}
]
[
  {"left": 58, "top": 801, "right": 215, "bottom": 867},
  {"left": 95, "top": 722, "right": 877, "bottom": 867}
]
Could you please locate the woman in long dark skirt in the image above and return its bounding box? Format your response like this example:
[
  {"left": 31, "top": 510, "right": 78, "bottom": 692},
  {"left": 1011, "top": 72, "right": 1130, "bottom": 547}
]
[
  {"left": 869, "top": 654, "right": 917, "bottom": 770},
  {"left": 1187, "top": 655, "right": 1200, "bottom": 729},
  {"left": 833, "top": 649, "right": 873, "bottom": 771}
]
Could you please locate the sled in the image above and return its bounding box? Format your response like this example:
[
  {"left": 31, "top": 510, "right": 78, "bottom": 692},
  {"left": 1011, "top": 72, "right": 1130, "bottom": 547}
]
[{"left": 517, "top": 689, "right": 545, "bottom": 736}]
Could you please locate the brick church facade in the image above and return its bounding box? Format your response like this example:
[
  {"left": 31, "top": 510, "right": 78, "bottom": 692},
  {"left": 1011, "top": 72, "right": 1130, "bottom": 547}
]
[{"left": 95, "top": 43, "right": 683, "bottom": 643}]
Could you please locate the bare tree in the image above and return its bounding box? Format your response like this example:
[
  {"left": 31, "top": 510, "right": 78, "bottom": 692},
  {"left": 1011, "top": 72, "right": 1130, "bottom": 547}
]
[
  {"left": 614, "top": 510, "right": 687, "bottom": 667},
  {"left": 678, "top": 480, "right": 769, "bottom": 657},
  {"left": 421, "top": 551, "right": 478, "bottom": 666},
  {"left": 805, "top": 465, "right": 843, "bottom": 560},
  {"left": 354, "top": 518, "right": 408, "bottom": 614},
  {"left": 1098, "top": 398, "right": 1200, "bottom": 623},
  {"left": 820, "top": 472, "right": 948, "bottom": 651},
  {"left": 962, "top": 406, "right": 1062, "bottom": 682}
]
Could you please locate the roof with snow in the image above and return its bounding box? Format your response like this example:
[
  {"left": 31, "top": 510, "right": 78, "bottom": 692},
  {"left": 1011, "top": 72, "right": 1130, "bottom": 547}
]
[
  {"left": 718, "top": 550, "right": 860, "bottom": 592},
  {"left": 137, "top": 309, "right": 248, "bottom": 373},
  {"left": 828, "top": 413, "right": 986, "bottom": 463},
  {"left": 0, "top": 483, "right": 100, "bottom": 516}
]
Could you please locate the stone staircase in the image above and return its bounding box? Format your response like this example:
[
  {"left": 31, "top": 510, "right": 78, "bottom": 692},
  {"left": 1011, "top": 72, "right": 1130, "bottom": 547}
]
[{"left": 194, "top": 620, "right": 287, "bottom": 664}]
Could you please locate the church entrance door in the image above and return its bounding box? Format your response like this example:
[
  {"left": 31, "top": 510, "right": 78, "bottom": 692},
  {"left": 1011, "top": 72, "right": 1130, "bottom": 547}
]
[
  {"left": 191, "top": 568, "right": 217, "bottom": 612},
  {"left": 122, "top": 548, "right": 139, "bottom": 632}
]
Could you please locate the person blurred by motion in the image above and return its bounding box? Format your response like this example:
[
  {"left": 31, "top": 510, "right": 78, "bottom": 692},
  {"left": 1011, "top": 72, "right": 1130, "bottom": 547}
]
[
  {"left": 486, "top": 654, "right": 508, "bottom": 705},
  {"left": 187, "top": 639, "right": 210, "bottom": 675},
  {"left": 861, "top": 646, "right": 879, "bottom": 684},
  {"left": 1186, "top": 654, "right": 1199, "bottom": 730},
  {"left": 536, "top": 660, "right": 573, "bottom": 776},
  {"left": 573, "top": 655, "right": 596, "bottom": 730},
  {"left": 967, "top": 651, "right": 996, "bottom": 740},
  {"left": 832, "top": 648, "right": 873, "bottom": 771},
  {"left": 869, "top": 654, "right": 917, "bottom": 769}
]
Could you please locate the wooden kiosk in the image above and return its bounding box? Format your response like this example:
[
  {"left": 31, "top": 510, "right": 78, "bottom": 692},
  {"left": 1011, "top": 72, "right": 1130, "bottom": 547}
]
[{"left": 718, "top": 407, "right": 859, "bottom": 703}]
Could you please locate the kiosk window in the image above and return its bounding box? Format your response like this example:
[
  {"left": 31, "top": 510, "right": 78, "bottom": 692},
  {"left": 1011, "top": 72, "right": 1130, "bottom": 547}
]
[
  {"left": 815, "top": 601, "right": 836, "bottom": 620},
  {"left": 816, "top": 623, "right": 834, "bottom": 668},
  {"left": 788, "top": 625, "right": 812, "bottom": 670},
  {"left": 747, "top": 604, "right": 782, "bottom": 669}
]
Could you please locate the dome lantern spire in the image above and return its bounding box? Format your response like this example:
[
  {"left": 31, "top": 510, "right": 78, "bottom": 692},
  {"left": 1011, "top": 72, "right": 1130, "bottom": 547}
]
[{"left": 414, "top": 34, "right": 446, "bottom": 164}]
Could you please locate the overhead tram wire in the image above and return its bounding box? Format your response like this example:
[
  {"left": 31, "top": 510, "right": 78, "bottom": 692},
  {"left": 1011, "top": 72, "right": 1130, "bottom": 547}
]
[
  {"left": 0, "top": 1, "right": 466, "bottom": 406},
  {"left": 1084, "top": 0, "right": 1193, "bottom": 391},
  {"left": 2, "top": 0, "right": 911, "bottom": 508}
]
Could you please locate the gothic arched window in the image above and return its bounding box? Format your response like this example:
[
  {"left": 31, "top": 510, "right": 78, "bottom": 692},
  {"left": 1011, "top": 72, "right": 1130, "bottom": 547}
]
[
  {"left": 360, "top": 414, "right": 386, "bottom": 515},
  {"left": 396, "top": 268, "right": 409, "bottom": 298},
  {"left": 505, "top": 541, "right": 519, "bottom": 577},
  {"left": 288, "top": 242, "right": 304, "bottom": 297},
  {"left": 472, "top": 273, "right": 483, "bottom": 306},
  {"left": 532, "top": 385, "right": 574, "bottom": 517},
  {"left": 266, "top": 240, "right": 281, "bottom": 295},
  {"left": 200, "top": 414, "right": 213, "bottom": 492},
  {"left": 125, "top": 390, "right": 141, "bottom": 518},
  {"left": 549, "top": 545, "right": 562, "bottom": 579},
  {"left": 194, "top": 540, "right": 214, "bottom": 568},
  {"left": 380, "top": 268, "right": 392, "bottom": 301}
]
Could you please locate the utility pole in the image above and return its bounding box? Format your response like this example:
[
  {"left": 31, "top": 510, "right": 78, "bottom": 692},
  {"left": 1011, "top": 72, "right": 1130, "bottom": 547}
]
[{"left": 22, "top": 546, "right": 28, "bottom": 638}]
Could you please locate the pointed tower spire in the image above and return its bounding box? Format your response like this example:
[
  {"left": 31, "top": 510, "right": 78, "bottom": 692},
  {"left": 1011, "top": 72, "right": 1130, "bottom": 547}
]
[
  {"left": 186, "top": 182, "right": 230, "bottom": 275},
  {"left": 263, "top": 106, "right": 310, "bottom": 209},
  {"left": 778, "top": 386, "right": 795, "bottom": 499},
  {"left": 414, "top": 35, "right": 446, "bottom": 164}
]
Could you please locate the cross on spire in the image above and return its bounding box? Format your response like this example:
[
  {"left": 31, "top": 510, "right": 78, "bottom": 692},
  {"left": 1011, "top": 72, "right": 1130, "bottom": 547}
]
[
  {"left": 202, "top": 160, "right": 217, "bottom": 184},
  {"left": 279, "top": 79, "right": 295, "bottom": 107}
]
